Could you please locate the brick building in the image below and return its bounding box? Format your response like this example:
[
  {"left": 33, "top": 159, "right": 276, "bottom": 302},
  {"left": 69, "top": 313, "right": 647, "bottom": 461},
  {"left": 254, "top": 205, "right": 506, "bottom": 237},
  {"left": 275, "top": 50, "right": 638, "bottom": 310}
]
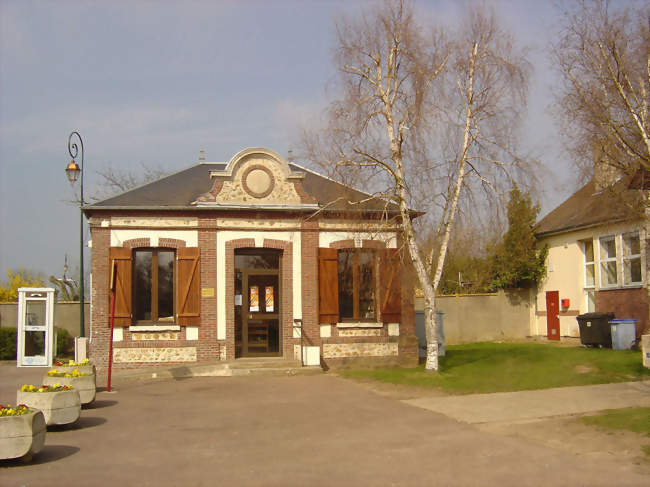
[{"left": 85, "top": 148, "right": 418, "bottom": 372}]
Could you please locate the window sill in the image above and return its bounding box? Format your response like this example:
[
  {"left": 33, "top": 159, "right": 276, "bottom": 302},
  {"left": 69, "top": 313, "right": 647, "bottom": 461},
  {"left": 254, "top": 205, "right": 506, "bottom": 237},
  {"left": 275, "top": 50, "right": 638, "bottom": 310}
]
[
  {"left": 129, "top": 325, "right": 181, "bottom": 332},
  {"left": 336, "top": 322, "right": 383, "bottom": 328},
  {"left": 597, "top": 284, "right": 644, "bottom": 292}
]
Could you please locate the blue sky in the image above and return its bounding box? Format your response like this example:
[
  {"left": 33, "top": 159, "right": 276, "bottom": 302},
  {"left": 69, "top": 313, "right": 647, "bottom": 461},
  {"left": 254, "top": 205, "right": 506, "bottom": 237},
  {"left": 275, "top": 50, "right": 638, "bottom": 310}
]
[{"left": 0, "top": 0, "right": 600, "bottom": 282}]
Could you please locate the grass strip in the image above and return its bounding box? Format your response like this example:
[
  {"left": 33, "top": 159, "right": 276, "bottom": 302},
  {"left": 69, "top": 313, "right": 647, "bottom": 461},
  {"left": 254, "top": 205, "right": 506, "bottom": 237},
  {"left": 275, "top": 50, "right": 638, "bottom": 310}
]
[
  {"left": 581, "top": 407, "right": 650, "bottom": 436},
  {"left": 340, "top": 342, "right": 650, "bottom": 394}
]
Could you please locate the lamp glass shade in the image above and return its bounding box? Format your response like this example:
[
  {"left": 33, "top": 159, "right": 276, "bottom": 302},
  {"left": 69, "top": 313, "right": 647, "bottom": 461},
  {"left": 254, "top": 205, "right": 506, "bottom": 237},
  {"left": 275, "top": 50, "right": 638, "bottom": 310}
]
[{"left": 66, "top": 160, "right": 80, "bottom": 183}]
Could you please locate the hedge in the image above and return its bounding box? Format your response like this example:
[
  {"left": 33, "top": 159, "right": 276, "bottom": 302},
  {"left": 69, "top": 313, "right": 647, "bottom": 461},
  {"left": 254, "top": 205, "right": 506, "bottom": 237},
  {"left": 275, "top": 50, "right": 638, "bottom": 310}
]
[{"left": 0, "top": 328, "right": 75, "bottom": 360}]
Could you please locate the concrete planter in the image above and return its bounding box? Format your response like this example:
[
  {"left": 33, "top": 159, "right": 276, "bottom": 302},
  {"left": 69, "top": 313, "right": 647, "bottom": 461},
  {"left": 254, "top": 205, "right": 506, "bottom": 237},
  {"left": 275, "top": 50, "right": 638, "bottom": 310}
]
[
  {"left": 0, "top": 410, "right": 46, "bottom": 461},
  {"left": 43, "top": 374, "right": 96, "bottom": 405},
  {"left": 51, "top": 364, "right": 96, "bottom": 376},
  {"left": 16, "top": 390, "right": 81, "bottom": 426}
]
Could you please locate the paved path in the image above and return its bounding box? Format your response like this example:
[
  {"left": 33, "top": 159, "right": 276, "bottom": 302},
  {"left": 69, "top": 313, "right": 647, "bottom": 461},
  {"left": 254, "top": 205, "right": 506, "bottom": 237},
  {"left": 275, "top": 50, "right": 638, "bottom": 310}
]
[
  {"left": 403, "top": 380, "right": 650, "bottom": 423},
  {"left": 2, "top": 366, "right": 649, "bottom": 486}
]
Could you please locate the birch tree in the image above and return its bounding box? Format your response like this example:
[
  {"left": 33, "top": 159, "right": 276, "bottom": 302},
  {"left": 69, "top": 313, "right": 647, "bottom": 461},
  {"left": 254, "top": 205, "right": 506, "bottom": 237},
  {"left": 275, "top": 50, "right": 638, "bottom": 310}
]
[
  {"left": 552, "top": 0, "right": 650, "bottom": 183},
  {"left": 303, "top": 0, "right": 531, "bottom": 371}
]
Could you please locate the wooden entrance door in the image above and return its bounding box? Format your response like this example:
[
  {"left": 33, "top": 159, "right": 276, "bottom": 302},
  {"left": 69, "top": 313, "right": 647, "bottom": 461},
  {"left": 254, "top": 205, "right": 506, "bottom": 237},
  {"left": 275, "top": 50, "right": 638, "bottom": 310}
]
[
  {"left": 546, "top": 291, "right": 560, "bottom": 341},
  {"left": 240, "top": 271, "right": 281, "bottom": 357}
]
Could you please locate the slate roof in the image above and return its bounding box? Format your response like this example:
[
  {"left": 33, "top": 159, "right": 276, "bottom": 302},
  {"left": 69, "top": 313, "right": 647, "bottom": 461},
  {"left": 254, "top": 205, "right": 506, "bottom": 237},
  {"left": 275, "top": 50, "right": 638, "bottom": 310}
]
[
  {"left": 85, "top": 162, "right": 399, "bottom": 214},
  {"left": 534, "top": 179, "right": 642, "bottom": 237}
]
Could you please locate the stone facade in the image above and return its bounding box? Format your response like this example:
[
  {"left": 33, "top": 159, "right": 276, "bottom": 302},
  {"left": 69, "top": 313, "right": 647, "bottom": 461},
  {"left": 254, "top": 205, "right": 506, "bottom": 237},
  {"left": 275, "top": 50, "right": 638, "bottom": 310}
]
[
  {"left": 132, "top": 332, "right": 180, "bottom": 341},
  {"left": 113, "top": 347, "right": 197, "bottom": 363},
  {"left": 323, "top": 342, "right": 399, "bottom": 358},
  {"left": 338, "top": 329, "right": 382, "bottom": 337}
]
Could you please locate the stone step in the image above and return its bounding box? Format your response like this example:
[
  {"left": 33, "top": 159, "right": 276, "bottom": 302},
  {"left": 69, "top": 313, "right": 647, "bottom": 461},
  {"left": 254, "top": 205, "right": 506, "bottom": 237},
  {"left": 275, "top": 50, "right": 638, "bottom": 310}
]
[
  {"left": 227, "top": 358, "right": 302, "bottom": 369},
  {"left": 230, "top": 366, "right": 323, "bottom": 377},
  {"left": 111, "top": 358, "right": 321, "bottom": 381}
]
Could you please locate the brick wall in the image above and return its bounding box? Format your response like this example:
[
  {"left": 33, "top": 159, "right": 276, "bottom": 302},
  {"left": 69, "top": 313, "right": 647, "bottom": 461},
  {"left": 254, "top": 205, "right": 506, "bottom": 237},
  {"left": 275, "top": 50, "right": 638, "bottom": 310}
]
[
  {"left": 596, "top": 287, "right": 648, "bottom": 337},
  {"left": 197, "top": 216, "right": 220, "bottom": 361},
  {"left": 301, "top": 220, "right": 320, "bottom": 351},
  {"left": 88, "top": 226, "right": 110, "bottom": 371},
  {"left": 87, "top": 210, "right": 418, "bottom": 371}
]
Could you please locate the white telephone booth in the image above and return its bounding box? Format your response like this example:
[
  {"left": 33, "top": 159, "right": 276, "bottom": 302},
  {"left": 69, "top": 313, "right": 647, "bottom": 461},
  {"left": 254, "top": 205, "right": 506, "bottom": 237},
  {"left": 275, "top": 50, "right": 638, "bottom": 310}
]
[{"left": 17, "top": 288, "right": 55, "bottom": 367}]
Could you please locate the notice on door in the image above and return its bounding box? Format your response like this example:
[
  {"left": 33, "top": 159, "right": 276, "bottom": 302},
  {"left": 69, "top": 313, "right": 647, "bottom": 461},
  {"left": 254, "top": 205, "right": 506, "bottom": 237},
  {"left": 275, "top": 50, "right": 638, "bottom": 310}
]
[
  {"left": 249, "top": 286, "right": 259, "bottom": 312},
  {"left": 265, "top": 286, "right": 274, "bottom": 312}
]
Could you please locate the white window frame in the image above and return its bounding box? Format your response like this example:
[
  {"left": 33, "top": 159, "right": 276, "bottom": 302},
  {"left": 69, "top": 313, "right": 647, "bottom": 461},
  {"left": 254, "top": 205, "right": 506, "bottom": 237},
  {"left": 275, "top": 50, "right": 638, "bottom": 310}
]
[
  {"left": 584, "top": 290, "right": 596, "bottom": 313},
  {"left": 582, "top": 239, "right": 596, "bottom": 289},
  {"left": 622, "top": 232, "right": 642, "bottom": 285},
  {"left": 598, "top": 235, "right": 619, "bottom": 288}
]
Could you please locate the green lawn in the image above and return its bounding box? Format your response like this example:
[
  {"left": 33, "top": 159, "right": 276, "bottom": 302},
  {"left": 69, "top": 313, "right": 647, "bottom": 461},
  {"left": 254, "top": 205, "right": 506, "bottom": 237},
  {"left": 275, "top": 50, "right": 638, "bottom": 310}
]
[
  {"left": 581, "top": 407, "right": 650, "bottom": 436},
  {"left": 580, "top": 407, "right": 650, "bottom": 458},
  {"left": 339, "top": 342, "right": 650, "bottom": 394}
]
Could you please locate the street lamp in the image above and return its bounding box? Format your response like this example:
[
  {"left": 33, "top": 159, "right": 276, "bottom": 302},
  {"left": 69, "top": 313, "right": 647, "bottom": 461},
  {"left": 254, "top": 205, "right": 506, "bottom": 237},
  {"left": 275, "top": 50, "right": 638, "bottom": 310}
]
[{"left": 65, "top": 131, "right": 85, "bottom": 338}]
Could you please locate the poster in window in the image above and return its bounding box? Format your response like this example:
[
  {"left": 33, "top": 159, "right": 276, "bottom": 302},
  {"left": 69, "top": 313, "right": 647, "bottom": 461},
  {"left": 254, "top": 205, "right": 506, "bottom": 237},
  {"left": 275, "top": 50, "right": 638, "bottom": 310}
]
[
  {"left": 265, "top": 286, "right": 274, "bottom": 312},
  {"left": 249, "top": 286, "right": 259, "bottom": 312}
]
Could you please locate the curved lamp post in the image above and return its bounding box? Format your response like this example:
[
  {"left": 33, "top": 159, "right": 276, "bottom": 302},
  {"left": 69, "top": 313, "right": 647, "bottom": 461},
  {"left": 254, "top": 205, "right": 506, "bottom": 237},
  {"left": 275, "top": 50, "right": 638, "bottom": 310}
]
[{"left": 65, "top": 132, "right": 85, "bottom": 338}]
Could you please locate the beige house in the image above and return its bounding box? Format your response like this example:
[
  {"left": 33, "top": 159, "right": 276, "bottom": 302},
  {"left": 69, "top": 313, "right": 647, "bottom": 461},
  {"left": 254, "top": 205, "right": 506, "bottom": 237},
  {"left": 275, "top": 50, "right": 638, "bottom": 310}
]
[{"left": 534, "top": 175, "right": 648, "bottom": 340}]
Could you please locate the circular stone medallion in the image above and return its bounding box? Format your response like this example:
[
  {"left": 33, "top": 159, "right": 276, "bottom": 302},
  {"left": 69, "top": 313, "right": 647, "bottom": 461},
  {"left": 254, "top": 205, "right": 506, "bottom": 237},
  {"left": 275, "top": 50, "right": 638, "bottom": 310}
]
[{"left": 242, "top": 165, "right": 275, "bottom": 198}]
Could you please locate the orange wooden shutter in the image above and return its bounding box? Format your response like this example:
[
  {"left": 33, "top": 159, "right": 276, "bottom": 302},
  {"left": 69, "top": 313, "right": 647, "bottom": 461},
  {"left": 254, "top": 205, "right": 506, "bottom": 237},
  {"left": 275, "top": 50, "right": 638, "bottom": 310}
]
[
  {"left": 318, "top": 248, "right": 339, "bottom": 324},
  {"left": 109, "top": 247, "right": 132, "bottom": 327},
  {"left": 177, "top": 247, "right": 201, "bottom": 325},
  {"left": 380, "top": 248, "right": 401, "bottom": 322}
]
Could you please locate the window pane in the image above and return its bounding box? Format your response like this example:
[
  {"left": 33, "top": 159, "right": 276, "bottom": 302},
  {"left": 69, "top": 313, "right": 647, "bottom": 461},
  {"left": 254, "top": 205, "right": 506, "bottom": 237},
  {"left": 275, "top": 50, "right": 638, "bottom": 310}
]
[
  {"left": 235, "top": 250, "right": 280, "bottom": 269},
  {"left": 25, "top": 300, "right": 46, "bottom": 328},
  {"left": 601, "top": 261, "right": 618, "bottom": 286},
  {"left": 24, "top": 330, "right": 46, "bottom": 357},
  {"left": 585, "top": 263, "right": 595, "bottom": 287},
  {"left": 600, "top": 238, "right": 616, "bottom": 259},
  {"left": 358, "top": 251, "right": 375, "bottom": 319},
  {"left": 625, "top": 258, "right": 642, "bottom": 284},
  {"left": 338, "top": 251, "right": 354, "bottom": 319},
  {"left": 583, "top": 240, "right": 594, "bottom": 262},
  {"left": 158, "top": 250, "right": 174, "bottom": 320},
  {"left": 586, "top": 291, "right": 595, "bottom": 313},
  {"left": 623, "top": 234, "right": 640, "bottom": 256},
  {"left": 135, "top": 250, "right": 152, "bottom": 321}
]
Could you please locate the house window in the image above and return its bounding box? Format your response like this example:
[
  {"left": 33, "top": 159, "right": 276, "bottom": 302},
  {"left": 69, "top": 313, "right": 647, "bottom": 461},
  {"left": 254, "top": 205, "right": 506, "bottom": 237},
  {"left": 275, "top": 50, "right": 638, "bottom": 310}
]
[
  {"left": 338, "top": 249, "right": 376, "bottom": 320},
  {"left": 582, "top": 239, "right": 595, "bottom": 288},
  {"left": 599, "top": 236, "right": 618, "bottom": 287},
  {"left": 134, "top": 249, "right": 175, "bottom": 323},
  {"left": 623, "top": 232, "right": 641, "bottom": 285},
  {"left": 585, "top": 290, "right": 595, "bottom": 312}
]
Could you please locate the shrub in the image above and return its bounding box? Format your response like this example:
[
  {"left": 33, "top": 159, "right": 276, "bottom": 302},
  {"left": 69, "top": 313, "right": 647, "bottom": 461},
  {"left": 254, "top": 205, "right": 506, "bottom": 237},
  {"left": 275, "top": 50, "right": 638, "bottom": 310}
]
[
  {"left": 0, "top": 328, "right": 75, "bottom": 360},
  {"left": 56, "top": 328, "right": 75, "bottom": 357},
  {"left": 0, "top": 328, "right": 17, "bottom": 360}
]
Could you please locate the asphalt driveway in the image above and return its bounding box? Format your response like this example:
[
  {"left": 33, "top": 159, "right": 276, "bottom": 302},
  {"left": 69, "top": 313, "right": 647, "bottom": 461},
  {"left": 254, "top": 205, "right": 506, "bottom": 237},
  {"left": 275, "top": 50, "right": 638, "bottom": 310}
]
[{"left": 1, "top": 369, "right": 648, "bottom": 486}]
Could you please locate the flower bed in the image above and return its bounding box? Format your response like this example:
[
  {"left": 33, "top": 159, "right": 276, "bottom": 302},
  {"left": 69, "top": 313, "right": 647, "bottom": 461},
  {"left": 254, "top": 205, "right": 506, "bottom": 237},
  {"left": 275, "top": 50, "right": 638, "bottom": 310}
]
[
  {"left": 43, "top": 369, "right": 96, "bottom": 405},
  {"left": 0, "top": 405, "right": 46, "bottom": 461},
  {"left": 17, "top": 385, "right": 81, "bottom": 426},
  {"left": 52, "top": 359, "right": 96, "bottom": 376}
]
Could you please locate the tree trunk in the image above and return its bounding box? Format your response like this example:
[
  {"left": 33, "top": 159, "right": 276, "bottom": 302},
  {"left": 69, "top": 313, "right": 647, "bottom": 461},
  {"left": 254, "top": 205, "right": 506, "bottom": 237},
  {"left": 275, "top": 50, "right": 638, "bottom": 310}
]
[{"left": 423, "top": 286, "right": 439, "bottom": 371}]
